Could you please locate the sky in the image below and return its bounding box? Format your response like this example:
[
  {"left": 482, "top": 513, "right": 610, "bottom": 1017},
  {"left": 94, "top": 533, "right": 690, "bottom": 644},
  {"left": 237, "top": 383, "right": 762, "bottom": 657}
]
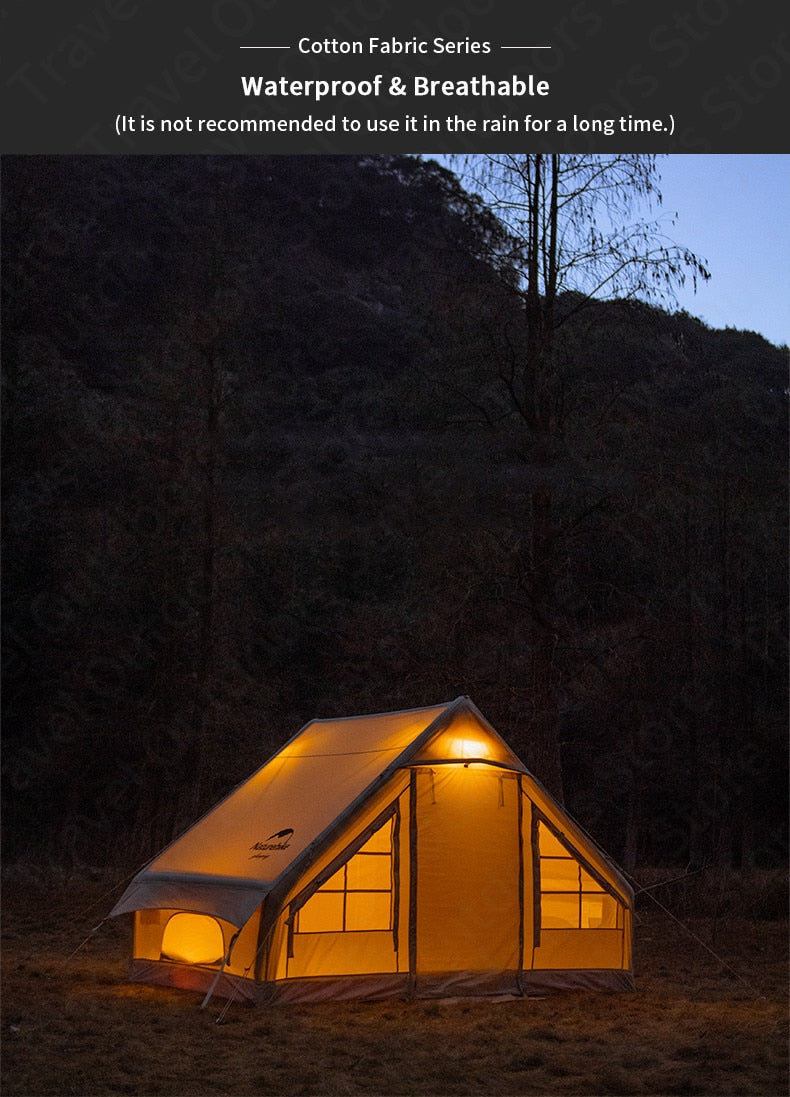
[
  {"left": 656, "top": 155, "right": 790, "bottom": 349},
  {"left": 440, "top": 153, "right": 789, "bottom": 349}
]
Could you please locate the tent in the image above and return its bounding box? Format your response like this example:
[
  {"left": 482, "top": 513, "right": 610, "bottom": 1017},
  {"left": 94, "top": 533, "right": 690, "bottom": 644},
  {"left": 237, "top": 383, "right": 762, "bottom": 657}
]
[{"left": 110, "top": 696, "right": 634, "bottom": 1003}]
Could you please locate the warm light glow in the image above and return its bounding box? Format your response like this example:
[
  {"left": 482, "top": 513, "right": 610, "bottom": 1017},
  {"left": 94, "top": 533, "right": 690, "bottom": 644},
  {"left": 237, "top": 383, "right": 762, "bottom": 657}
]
[
  {"left": 161, "top": 913, "right": 225, "bottom": 965},
  {"left": 451, "top": 736, "right": 491, "bottom": 759}
]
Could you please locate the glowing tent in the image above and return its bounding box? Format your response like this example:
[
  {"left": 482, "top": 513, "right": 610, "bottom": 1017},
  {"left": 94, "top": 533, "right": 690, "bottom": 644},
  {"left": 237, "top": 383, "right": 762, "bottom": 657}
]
[{"left": 110, "top": 697, "right": 634, "bottom": 1003}]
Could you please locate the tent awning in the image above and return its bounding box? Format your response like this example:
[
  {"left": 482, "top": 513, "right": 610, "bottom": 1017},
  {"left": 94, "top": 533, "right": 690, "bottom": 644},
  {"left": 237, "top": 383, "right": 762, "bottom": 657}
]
[{"left": 110, "top": 872, "right": 273, "bottom": 928}]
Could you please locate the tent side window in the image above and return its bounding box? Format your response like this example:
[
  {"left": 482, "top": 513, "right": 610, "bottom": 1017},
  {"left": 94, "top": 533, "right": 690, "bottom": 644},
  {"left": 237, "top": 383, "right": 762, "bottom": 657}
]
[
  {"left": 537, "top": 821, "right": 621, "bottom": 930},
  {"left": 295, "top": 818, "right": 394, "bottom": 935},
  {"left": 160, "top": 912, "right": 225, "bottom": 965}
]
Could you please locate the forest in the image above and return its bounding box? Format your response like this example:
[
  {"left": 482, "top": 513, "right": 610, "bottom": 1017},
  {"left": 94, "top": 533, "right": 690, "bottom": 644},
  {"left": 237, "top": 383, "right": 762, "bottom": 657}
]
[{"left": 2, "top": 153, "right": 787, "bottom": 882}]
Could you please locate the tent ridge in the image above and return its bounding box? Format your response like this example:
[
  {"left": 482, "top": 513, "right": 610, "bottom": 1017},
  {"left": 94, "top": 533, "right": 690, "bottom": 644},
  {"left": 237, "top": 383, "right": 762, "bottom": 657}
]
[
  {"left": 279, "top": 746, "right": 404, "bottom": 759},
  {"left": 307, "top": 700, "right": 458, "bottom": 726}
]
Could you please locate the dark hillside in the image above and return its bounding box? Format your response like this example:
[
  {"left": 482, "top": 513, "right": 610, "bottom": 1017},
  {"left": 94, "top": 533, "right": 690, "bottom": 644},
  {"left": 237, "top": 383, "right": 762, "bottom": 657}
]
[{"left": 2, "top": 155, "right": 787, "bottom": 877}]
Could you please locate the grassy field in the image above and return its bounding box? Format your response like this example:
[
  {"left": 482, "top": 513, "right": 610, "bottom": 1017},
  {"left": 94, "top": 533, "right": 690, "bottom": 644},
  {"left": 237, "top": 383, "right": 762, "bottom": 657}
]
[{"left": 1, "top": 874, "right": 787, "bottom": 1097}]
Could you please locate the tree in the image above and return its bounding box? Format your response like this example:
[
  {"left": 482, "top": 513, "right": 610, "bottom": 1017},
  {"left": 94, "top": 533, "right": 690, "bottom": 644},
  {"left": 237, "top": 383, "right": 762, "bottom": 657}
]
[
  {"left": 444, "top": 154, "right": 711, "bottom": 800},
  {"left": 0, "top": 154, "right": 518, "bottom": 863}
]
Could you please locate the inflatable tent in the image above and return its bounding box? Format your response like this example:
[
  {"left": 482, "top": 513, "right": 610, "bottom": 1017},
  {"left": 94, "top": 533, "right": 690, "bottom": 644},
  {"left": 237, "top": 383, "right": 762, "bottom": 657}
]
[{"left": 110, "top": 697, "right": 634, "bottom": 1003}]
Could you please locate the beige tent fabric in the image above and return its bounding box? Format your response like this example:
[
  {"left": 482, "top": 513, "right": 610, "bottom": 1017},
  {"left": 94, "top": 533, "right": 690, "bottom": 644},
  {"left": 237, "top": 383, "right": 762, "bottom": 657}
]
[
  {"left": 111, "top": 697, "right": 635, "bottom": 1001},
  {"left": 111, "top": 703, "right": 452, "bottom": 925}
]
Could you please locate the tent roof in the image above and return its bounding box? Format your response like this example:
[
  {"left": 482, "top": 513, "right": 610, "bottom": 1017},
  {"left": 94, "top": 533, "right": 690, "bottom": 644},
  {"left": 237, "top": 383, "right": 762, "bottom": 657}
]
[
  {"left": 111, "top": 696, "right": 526, "bottom": 925},
  {"left": 110, "top": 695, "right": 631, "bottom": 928}
]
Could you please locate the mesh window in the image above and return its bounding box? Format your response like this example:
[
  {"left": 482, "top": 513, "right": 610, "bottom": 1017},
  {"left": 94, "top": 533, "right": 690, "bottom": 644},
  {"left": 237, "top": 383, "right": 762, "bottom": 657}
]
[
  {"left": 538, "top": 821, "right": 622, "bottom": 930},
  {"left": 296, "top": 818, "right": 394, "bottom": 934}
]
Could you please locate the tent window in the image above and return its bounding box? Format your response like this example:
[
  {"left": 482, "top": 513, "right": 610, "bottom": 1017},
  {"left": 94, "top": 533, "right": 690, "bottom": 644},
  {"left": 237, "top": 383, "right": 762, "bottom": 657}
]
[
  {"left": 161, "top": 913, "right": 225, "bottom": 965},
  {"left": 538, "top": 822, "right": 621, "bottom": 930},
  {"left": 295, "top": 820, "right": 394, "bottom": 935}
]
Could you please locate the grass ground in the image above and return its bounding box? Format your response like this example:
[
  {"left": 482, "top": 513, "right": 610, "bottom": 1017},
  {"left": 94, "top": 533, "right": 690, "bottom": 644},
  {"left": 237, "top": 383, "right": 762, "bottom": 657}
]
[{"left": 1, "top": 875, "right": 787, "bottom": 1097}]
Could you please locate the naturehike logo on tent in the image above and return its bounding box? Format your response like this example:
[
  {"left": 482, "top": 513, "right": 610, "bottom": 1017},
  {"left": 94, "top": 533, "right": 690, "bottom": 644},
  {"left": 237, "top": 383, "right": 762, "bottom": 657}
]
[{"left": 250, "top": 828, "right": 294, "bottom": 859}]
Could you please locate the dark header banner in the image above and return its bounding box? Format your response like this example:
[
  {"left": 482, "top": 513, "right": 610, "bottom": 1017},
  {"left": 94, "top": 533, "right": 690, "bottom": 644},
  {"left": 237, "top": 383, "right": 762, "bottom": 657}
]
[{"left": 3, "top": 0, "right": 788, "bottom": 153}]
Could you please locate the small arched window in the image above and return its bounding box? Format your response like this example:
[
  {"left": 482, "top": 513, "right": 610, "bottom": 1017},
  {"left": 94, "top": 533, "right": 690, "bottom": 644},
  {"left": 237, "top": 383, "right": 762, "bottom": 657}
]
[{"left": 161, "top": 912, "right": 225, "bottom": 965}]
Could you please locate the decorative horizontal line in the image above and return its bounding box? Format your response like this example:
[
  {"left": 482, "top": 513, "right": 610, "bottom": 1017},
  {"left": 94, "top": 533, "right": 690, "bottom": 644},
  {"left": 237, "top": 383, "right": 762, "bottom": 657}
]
[
  {"left": 500, "top": 45, "right": 552, "bottom": 49},
  {"left": 239, "top": 45, "right": 290, "bottom": 49}
]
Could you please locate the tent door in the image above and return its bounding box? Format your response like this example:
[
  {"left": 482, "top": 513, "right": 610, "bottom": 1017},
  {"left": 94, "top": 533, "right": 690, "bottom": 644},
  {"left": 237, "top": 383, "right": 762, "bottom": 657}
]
[{"left": 412, "top": 765, "right": 521, "bottom": 982}]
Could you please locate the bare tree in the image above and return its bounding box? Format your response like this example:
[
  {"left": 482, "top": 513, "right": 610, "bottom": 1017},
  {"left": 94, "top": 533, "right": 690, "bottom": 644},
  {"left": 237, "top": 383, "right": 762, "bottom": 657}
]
[{"left": 449, "top": 154, "right": 710, "bottom": 800}]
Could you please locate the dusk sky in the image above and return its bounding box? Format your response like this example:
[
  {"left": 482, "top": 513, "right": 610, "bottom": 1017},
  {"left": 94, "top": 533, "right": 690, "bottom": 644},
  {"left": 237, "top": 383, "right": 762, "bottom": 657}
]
[
  {"left": 440, "top": 153, "right": 789, "bottom": 349},
  {"left": 658, "top": 154, "right": 790, "bottom": 349}
]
